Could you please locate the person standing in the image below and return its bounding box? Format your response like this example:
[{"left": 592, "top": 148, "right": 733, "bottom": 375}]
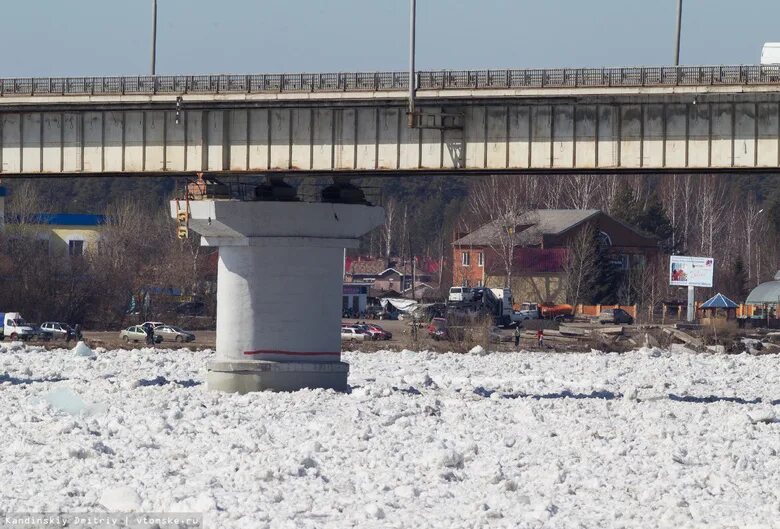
[
  {"left": 536, "top": 329, "right": 544, "bottom": 349},
  {"left": 514, "top": 325, "right": 521, "bottom": 348}
]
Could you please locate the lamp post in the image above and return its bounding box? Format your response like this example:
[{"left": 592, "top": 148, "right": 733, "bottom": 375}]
[
  {"left": 674, "top": 0, "right": 683, "bottom": 66},
  {"left": 407, "top": 0, "right": 416, "bottom": 127},
  {"left": 151, "top": 0, "right": 158, "bottom": 75}
]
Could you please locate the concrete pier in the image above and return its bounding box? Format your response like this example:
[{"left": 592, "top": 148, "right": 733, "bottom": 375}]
[{"left": 171, "top": 200, "right": 384, "bottom": 392}]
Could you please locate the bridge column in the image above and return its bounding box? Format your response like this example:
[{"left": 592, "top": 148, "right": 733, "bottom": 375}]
[{"left": 171, "top": 200, "right": 384, "bottom": 392}]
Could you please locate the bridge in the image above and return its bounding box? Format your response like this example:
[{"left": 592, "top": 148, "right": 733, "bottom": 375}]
[{"left": 2, "top": 65, "right": 780, "bottom": 177}]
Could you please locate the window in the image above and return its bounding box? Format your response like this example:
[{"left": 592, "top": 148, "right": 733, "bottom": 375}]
[
  {"left": 478, "top": 252, "right": 484, "bottom": 267},
  {"left": 461, "top": 251, "right": 470, "bottom": 267},
  {"left": 68, "top": 240, "right": 84, "bottom": 257}
]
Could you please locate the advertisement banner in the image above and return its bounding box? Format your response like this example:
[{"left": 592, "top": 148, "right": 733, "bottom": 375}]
[{"left": 669, "top": 256, "right": 714, "bottom": 287}]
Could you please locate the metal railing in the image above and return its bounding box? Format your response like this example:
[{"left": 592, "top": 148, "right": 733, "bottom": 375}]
[{"left": 1, "top": 66, "right": 779, "bottom": 97}]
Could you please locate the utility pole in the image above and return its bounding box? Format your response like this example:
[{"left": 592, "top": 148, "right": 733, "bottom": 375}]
[
  {"left": 151, "top": 0, "right": 158, "bottom": 75},
  {"left": 674, "top": 0, "right": 683, "bottom": 66},
  {"left": 407, "top": 0, "right": 416, "bottom": 127}
]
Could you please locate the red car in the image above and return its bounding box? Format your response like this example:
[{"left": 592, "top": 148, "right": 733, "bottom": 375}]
[
  {"left": 427, "top": 318, "right": 447, "bottom": 340},
  {"left": 366, "top": 323, "right": 392, "bottom": 340}
]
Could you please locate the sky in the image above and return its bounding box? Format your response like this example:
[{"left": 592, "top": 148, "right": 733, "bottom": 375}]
[{"left": 3, "top": 0, "right": 780, "bottom": 76}]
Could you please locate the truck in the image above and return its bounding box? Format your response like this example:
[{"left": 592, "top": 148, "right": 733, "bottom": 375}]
[
  {"left": 761, "top": 43, "right": 780, "bottom": 65},
  {"left": 0, "top": 312, "right": 36, "bottom": 341},
  {"left": 447, "top": 287, "right": 514, "bottom": 327},
  {"left": 489, "top": 288, "right": 514, "bottom": 326},
  {"left": 513, "top": 302, "right": 574, "bottom": 322}
]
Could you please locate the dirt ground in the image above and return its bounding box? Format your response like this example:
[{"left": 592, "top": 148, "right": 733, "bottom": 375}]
[
  {"left": 21, "top": 320, "right": 520, "bottom": 352},
  {"left": 14, "top": 330, "right": 218, "bottom": 351}
]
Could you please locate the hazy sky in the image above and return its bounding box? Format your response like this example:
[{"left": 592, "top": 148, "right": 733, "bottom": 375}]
[{"left": 4, "top": 0, "right": 780, "bottom": 76}]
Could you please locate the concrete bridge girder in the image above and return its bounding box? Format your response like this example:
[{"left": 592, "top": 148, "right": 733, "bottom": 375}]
[{"left": 1, "top": 86, "right": 780, "bottom": 175}]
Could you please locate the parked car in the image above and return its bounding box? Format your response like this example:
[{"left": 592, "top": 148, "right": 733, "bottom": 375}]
[
  {"left": 121, "top": 325, "right": 163, "bottom": 344},
  {"left": 341, "top": 327, "right": 366, "bottom": 342},
  {"left": 353, "top": 323, "right": 386, "bottom": 340},
  {"left": 0, "top": 312, "right": 35, "bottom": 341},
  {"left": 448, "top": 287, "right": 475, "bottom": 303},
  {"left": 597, "top": 308, "right": 635, "bottom": 325},
  {"left": 512, "top": 302, "right": 541, "bottom": 322},
  {"left": 427, "top": 318, "right": 447, "bottom": 340},
  {"left": 366, "top": 323, "right": 392, "bottom": 340},
  {"left": 28, "top": 324, "right": 49, "bottom": 341},
  {"left": 40, "top": 321, "right": 77, "bottom": 341},
  {"left": 155, "top": 325, "right": 196, "bottom": 343}
]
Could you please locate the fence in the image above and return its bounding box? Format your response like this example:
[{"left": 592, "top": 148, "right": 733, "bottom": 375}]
[{"left": 1, "top": 66, "right": 779, "bottom": 97}]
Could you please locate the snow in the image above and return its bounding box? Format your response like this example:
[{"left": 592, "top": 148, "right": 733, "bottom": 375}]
[
  {"left": 99, "top": 486, "right": 142, "bottom": 511},
  {"left": 1, "top": 345, "right": 780, "bottom": 528},
  {"left": 71, "top": 340, "right": 95, "bottom": 358},
  {"left": 468, "top": 345, "right": 487, "bottom": 355}
]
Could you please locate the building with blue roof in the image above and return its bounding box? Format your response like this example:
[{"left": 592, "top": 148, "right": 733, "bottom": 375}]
[{"left": 0, "top": 186, "right": 105, "bottom": 257}]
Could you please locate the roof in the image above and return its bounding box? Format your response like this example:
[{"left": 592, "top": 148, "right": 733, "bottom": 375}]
[
  {"left": 453, "top": 209, "right": 600, "bottom": 247},
  {"left": 746, "top": 276, "right": 780, "bottom": 305},
  {"left": 700, "top": 293, "right": 738, "bottom": 309},
  {"left": 350, "top": 259, "right": 388, "bottom": 276},
  {"left": 6, "top": 213, "right": 106, "bottom": 226},
  {"left": 350, "top": 258, "right": 433, "bottom": 278}
]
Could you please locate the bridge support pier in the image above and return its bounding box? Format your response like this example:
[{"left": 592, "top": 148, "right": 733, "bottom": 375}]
[{"left": 171, "top": 200, "right": 384, "bottom": 393}]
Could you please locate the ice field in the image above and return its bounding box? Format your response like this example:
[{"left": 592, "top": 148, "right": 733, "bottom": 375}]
[{"left": 1, "top": 343, "right": 779, "bottom": 529}]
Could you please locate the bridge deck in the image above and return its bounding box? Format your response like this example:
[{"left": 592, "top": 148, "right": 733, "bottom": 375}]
[{"left": 1, "top": 66, "right": 780, "bottom": 177}]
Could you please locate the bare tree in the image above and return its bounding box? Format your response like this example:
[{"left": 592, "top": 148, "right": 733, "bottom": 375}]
[
  {"left": 560, "top": 175, "right": 602, "bottom": 209},
  {"left": 562, "top": 225, "right": 598, "bottom": 304},
  {"left": 695, "top": 177, "right": 727, "bottom": 257},
  {"left": 743, "top": 193, "right": 764, "bottom": 287},
  {"left": 467, "top": 175, "right": 529, "bottom": 287},
  {"left": 381, "top": 196, "right": 398, "bottom": 262}
]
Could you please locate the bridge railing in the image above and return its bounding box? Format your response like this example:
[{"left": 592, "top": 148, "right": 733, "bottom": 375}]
[{"left": 1, "top": 66, "right": 779, "bottom": 96}]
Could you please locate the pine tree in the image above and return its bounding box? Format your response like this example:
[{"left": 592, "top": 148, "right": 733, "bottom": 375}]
[
  {"left": 635, "top": 192, "right": 674, "bottom": 242},
  {"left": 591, "top": 228, "right": 621, "bottom": 304},
  {"left": 610, "top": 183, "right": 639, "bottom": 225},
  {"left": 730, "top": 256, "right": 748, "bottom": 300}
]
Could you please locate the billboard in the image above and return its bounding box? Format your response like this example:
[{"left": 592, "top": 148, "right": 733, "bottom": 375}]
[{"left": 669, "top": 256, "right": 714, "bottom": 287}]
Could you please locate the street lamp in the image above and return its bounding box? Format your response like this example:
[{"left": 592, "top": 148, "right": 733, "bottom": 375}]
[
  {"left": 407, "top": 0, "right": 417, "bottom": 127},
  {"left": 674, "top": 0, "right": 683, "bottom": 66},
  {"left": 151, "top": 0, "right": 158, "bottom": 75}
]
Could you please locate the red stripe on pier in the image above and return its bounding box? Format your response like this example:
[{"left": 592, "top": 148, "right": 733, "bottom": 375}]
[{"left": 243, "top": 350, "right": 340, "bottom": 357}]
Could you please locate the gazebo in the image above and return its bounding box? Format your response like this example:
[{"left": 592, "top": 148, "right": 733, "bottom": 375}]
[{"left": 699, "top": 292, "right": 739, "bottom": 320}]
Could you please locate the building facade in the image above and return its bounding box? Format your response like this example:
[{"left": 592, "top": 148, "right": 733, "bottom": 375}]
[
  {"left": 345, "top": 257, "right": 435, "bottom": 296},
  {"left": 452, "top": 209, "right": 659, "bottom": 303}
]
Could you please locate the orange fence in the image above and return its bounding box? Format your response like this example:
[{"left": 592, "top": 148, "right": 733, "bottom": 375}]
[
  {"left": 538, "top": 303, "right": 757, "bottom": 322},
  {"left": 735, "top": 304, "right": 759, "bottom": 318},
  {"left": 575, "top": 304, "right": 637, "bottom": 318}
]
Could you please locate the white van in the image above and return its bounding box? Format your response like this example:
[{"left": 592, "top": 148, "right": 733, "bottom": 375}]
[
  {"left": 448, "top": 287, "right": 474, "bottom": 302},
  {"left": 0, "top": 312, "right": 35, "bottom": 340},
  {"left": 761, "top": 43, "right": 780, "bottom": 65}
]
